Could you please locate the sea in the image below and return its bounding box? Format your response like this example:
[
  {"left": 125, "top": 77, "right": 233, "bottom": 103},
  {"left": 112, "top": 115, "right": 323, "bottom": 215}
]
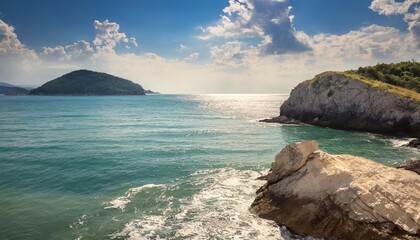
[{"left": 0, "top": 94, "right": 418, "bottom": 240}]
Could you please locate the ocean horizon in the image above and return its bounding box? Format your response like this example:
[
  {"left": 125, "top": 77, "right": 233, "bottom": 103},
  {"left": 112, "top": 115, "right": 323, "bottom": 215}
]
[{"left": 0, "top": 94, "right": 418, "bottom": 239}]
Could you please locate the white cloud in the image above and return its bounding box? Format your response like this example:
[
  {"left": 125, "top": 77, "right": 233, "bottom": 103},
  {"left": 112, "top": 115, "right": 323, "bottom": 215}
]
[
  {"left": 369, "top": 0, "right": 418, "bottom": 15},
  {"left": 41, "top": 46, "right": 67, "bottom": 59},
  {"left": 93, "top": 20, "right": 137, "bottom": 52},
  {"left": 41, "top": 20, "right": 134, "bottom": 60},
  {"left": 0, "top": 19, "right": 37, "bottom": 59},
  {"left": 179, "top": 44, "right": 188, "bottom": 51},
  {"left": 404, "top": 6, "right": 420, "bottom": 47},
  {"left": 0, "top": 19, "right": 39, "bottom": 85},
  {"left": 129, "top": 37, "right": 138, "bottom": 47},
  {"left": 370, "top": 0, "right": 420, "bottom": 47},
  {"left": 66, "top": 40, "right": 94, "bottom": 59},
  {"left": 309, "top": 25, "right": 412, "bottom": 61},
  {"left": 201, "top": 0, "right": 309, "bottom": 55},
  {"left": 210, "top": 41, "right": 257, "bottom": 66},
  {"left": 184, "top": 52, "right": 199, "bottom": 62},
  {"left": 41, "top": 40, "right": 94, "bottom": 60}
]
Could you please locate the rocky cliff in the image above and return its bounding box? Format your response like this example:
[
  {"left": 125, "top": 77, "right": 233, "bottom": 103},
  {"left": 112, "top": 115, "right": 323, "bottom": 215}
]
[
  {"left": 251, "top": 141, "right": 420, "bottom": 240},
  {"left": 274, "top": 72, "right": 420, "bottom": 137}
]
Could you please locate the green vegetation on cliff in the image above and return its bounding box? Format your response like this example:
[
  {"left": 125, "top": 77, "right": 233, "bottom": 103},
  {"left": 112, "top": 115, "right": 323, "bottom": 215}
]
[
  {"left": 346, "top": 61, "right": 420, "bottom": 93},
  {"left": 30, "top": 70, "right": 145, "bottom": 96},
  {"left": 340, "top": 72, "right": 420, "bottom": 102}
]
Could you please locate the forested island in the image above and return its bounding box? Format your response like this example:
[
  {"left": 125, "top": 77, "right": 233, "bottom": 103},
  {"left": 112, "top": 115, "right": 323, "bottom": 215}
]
[{"left": 29, "top": 70, "right": 146, "bottom": 96}]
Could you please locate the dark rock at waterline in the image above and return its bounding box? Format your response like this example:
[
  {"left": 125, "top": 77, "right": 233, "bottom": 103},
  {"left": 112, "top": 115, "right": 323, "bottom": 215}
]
[
  {"left": 251, "top": 141, "right": 420, "bottom": 239},
  {"left": 259, "top": 116, "right": 302, "bottom": 124},
  {"left": 273, "top": 72, "right": 420, "bottom": 137},
  {"left": 397, "top": 160, "right": 420, "bottom": 175},
  {"left": 403, "top": 139, "right": 420, "bottom": 149}
]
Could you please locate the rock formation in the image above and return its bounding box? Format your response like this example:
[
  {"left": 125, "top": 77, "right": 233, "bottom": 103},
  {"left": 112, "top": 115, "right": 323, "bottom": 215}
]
[
  {"left": 397, "top": 160, "right": 420, "bottom": 174},
  {"left": 251, "top": 141, "right": 420, "bottom": 239},
  {"left": 270, "top": 72, "right": 420, "bottom": 137},
  {"left": 403, "top": 139, "right": 420, "bottom": 149}
]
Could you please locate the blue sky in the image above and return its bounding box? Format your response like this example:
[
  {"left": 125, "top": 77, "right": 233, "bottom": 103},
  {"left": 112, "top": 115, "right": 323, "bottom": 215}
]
[{"left": 0, "top": 0, "right": 419, "bottom": 93}]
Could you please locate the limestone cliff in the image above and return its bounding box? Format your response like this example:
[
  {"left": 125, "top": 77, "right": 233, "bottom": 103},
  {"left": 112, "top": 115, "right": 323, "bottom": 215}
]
[
  {"left": 275, "top": 72, "right": 420, "bottom": 137},
  {"left": 251, "top": 141, "right": 420, "bottom": 239}
]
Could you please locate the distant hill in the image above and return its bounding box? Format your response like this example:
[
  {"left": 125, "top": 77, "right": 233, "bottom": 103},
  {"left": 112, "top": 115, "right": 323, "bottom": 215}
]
[
  {"left": 145, "top": 89, "right": 160, "bottom": 94},
  {"left": 30, "top": 70, "right": 146, "bottom": 96},
  {"left": 0, "top": 82, "right": 17, "bottom": 87},
  {"left": 0, "top": 82, "right": 29, "bottom": 94}
]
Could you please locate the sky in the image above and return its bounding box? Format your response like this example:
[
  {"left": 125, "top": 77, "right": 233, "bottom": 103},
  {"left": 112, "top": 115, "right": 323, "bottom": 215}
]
[{"left": 0, "top": 0, "right": 419, "bottom": 93}]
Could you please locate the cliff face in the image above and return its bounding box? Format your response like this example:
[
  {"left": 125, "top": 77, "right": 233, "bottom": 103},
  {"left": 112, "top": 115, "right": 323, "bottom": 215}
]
[
  {"left": 279, "top": 72, "right": 420, "bottom": 137},
  {"left": 252, "top": 141, "right": 420, "bottom": 240}
]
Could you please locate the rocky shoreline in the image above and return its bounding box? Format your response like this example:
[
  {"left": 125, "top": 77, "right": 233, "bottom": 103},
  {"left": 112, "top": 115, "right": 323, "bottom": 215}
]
[
  {"left": 265, "top": 72, "right": 420, "bottom": 137},
  {"left": 251, "top": 141, "right": 419, "bottom": 239}
]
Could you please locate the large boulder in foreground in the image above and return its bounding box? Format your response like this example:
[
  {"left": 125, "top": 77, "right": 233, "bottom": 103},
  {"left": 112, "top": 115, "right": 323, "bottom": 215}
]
[
  {"left": 277, "top": 72, "right": 420, "bottom": 137},
  {"left": 251, "top": 141, "right": 420, "bottom": 239}
]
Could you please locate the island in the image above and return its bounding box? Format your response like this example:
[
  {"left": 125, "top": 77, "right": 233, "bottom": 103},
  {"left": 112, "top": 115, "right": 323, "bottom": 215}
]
[
  {"left": 262, "top": 61, "right": 420, "bottom": 137},
  {"left": 144, "top": 89, "right": 160, "bottom": 94},
  {"left": 0, "top": 82, "right": 29, "bottom": 95},
  {"left": 29, "top": 69, "right": 146, "bottom": 96}
]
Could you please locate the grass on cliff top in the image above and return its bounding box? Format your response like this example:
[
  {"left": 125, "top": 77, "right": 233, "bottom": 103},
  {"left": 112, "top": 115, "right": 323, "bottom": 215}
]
[
  {"left": 349, "top": 61, "right": 420, "bottom": 93},
  {"left": 325, "top": 71, "right": 420, "bottom": 102},
  {"left": 304, "top": 61, "right": 420, "bottom": 102}
]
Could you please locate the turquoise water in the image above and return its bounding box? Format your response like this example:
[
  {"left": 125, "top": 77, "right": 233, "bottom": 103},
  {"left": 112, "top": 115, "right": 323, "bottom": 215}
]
[{"left": 0, "top": 94, "right": 418, "bottom": 240}]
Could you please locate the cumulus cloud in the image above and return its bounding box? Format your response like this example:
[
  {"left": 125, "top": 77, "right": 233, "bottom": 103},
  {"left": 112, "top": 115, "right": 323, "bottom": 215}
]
[
  {"left": 370, "top": 0, "right": 420, "bottom": 47},
  {"left": 66, "top": 40, "right": 94, "bottom": 58},
  {"left": 369, "top": 0, "right": 418, "bottom": 15},
  {"left": 41, "top": 40, "right": 94, "bottom": 60},
  {"left": 404, "top": 6, "right": 420, "bottom": 47},
  {"left": 93, "top": 20, "right": 137, "bottom": 52},
  {"left": 41, "top": 46, "right": 67, "bottom": 59},
  {"left": 184, "top": 52, "right": 199, "bottom": 62},
  {"left": 210, "top": 41, "right": 259, "bottom": 66},
  {"left": 201, "top": 0, "right": 309, "bottom": 55},
  {"left": 0, "top": 19, "right": 37, "bottom": 59},
  {"left": 310, "top": 25, "right": 411, "bottom": 61},
  {"left": 41, "top": 20, "right": 134, "bottom": 60},
  {"left": 0, "top": 19, "right": 39, "bottom": 85}
]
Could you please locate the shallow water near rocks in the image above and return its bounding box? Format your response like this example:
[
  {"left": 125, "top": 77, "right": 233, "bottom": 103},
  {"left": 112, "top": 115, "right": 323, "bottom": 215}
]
[{"left": 0, "top": 94, "right": 418, "bottom": 239}]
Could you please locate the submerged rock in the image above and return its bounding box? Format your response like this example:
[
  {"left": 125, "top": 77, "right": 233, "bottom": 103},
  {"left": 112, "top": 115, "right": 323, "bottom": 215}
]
[
  {"left": 277, "top": 72, "right": 420, "bottom": 137},
  {"left": 251, "top": 141, "right": 420, "bottom": 239}
]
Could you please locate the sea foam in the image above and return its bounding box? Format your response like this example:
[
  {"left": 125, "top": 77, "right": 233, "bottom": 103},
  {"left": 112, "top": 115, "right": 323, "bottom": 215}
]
[
  {"left": 110, "top": 168, "right": 282, "bottom": 239},
  {"left": 105, "top": 184, "right": 166, "bottom": 211}
]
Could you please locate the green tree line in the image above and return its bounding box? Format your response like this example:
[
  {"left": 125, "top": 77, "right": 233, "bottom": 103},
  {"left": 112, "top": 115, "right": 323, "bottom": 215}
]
[{"left": 347, "top": 61, "right": 420, "bottom": 93}]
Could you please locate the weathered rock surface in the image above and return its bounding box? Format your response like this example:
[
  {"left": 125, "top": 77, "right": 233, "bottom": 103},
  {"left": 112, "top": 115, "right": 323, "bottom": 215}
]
[
  {"left": 277, "top": 72, "right": 420, "bottom": 137},
  {"left": 251, "top": 141, "right": 420, "bottom": 239}
]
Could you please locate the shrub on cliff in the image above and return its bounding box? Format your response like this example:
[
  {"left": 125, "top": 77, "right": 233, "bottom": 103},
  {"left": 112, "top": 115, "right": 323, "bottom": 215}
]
[{"left": 347, "top": 61, "right": 420, "bottom": 93}]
